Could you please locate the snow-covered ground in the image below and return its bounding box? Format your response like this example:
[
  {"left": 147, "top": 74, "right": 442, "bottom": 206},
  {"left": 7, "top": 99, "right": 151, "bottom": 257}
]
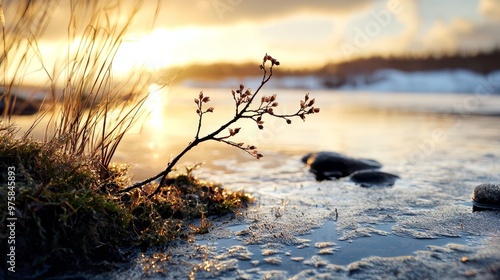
[
  {"left": 182, "top": 69, "right": 500, "bottom": 94},
  {"left": 341, "top": 69, "right": 500, "bottom": 94}
]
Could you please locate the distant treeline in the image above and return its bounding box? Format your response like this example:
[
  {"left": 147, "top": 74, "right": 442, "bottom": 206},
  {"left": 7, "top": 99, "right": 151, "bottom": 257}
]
[
  {"left": 319, "top": 49, "right": 500, "bottom": 76},
  {"left": 166, "top": 49, "right": 500, "bottom": 83}
]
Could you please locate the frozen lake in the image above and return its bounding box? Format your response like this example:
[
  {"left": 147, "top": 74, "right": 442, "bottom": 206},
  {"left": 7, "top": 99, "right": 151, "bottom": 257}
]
[{"left": 12, "top": 86, "right": 500, "bottom": 279}]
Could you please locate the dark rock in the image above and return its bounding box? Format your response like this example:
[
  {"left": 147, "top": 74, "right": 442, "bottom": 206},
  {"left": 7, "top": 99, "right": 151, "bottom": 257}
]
[
  {"left": 0, "top": 95, "right": 41, "bottom": 115},
  {"left": 302, "top": 151, "right": 382, "bottom": 180},
  {"left": 472, "top": 183, "right": 500, "bottom": 211},
  {"left": 350, "top": 170, "right": 400, "bottom": 187}
]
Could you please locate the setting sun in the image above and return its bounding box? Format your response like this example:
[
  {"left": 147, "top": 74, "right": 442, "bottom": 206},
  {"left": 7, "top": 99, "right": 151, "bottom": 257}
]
[{"left": 112, "top": 29, "right": 178, "bottom": 73}]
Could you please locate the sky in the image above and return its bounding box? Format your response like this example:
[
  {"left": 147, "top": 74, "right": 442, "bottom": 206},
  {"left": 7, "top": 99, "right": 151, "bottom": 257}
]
[{"left": 4, "top": 0, "right": 500, "bottom": 79}]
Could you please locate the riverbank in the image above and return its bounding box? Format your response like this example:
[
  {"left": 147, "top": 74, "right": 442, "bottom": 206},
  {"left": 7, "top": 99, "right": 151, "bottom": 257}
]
[{"left": 0, "top": 124, "right": 252, "bottom": 278}]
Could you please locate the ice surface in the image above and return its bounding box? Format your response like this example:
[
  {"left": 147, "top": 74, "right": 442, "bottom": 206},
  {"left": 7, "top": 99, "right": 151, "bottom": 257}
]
[{"left": 182, "top": 69, "right": 500, "bottom": 94}]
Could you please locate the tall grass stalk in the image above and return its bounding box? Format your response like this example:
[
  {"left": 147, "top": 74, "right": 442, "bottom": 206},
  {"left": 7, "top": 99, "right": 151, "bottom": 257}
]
[
  {"left": 46, "top": 0, "right": 154, "bottom": 175},
  {"left": 1, "top": 0, "right": 56, "bottom": 119},
  {"left": 2, "top": 0, "right": 161, "bottom": 177}
]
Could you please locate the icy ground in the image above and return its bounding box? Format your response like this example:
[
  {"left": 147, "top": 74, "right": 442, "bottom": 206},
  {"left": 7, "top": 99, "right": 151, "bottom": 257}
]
[{"left": 89, "top": 149, "right": 500, "bottom": 279}]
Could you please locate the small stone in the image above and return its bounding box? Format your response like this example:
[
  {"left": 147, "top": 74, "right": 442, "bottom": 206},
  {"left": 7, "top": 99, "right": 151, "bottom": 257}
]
[
  {"left": 350, "top": 170, "right": 400, "bottom": 187},
  {"left": 472, "top": 183, "right": 500, "bottom": 211}
]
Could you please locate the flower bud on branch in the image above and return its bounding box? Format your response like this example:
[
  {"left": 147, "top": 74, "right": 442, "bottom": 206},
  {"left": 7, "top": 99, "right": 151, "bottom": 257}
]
[{"left": 119, "top": 54, "right": 320, "bottom": 198}]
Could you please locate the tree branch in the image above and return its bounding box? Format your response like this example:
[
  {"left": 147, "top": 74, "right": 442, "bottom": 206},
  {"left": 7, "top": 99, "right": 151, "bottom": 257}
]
[{"left": 118, "top": 54, "right": 319, "bottom": 198}]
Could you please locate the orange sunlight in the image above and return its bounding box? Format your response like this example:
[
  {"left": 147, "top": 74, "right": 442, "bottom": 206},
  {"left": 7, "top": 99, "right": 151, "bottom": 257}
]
[
  {"left": 144, "top": 83, "right": 167, "bottom": 128},
  {"left": 111, "top": 24, "right": 269, "bottom": 75},
  {"left": 113, "top": 29, "right": 177, "bottom": 73}
]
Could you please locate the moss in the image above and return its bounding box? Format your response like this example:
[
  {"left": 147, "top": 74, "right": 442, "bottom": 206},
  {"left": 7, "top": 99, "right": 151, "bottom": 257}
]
[{"left": 0, "top": 126, "right": 253, "bottom": 277}]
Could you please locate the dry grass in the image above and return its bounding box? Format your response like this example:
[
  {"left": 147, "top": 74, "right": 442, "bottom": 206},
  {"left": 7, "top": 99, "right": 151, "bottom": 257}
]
[
  {"left": 1, "top": 0, "right": 160, "bottom": 176},
  {"left": 43, "top": 0, "right": 150, "bottom": 173},
  {"left": 1, "top": 0, "right": 56, "bottom": 118}
]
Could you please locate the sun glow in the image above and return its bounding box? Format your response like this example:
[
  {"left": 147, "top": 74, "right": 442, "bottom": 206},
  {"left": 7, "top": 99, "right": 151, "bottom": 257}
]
[{"left": 113, "top": 28, "right": 184, "bottom": 74}]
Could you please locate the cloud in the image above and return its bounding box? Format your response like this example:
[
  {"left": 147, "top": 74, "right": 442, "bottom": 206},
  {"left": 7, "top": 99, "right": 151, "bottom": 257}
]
[
  {"left": 33, "top": 0, "right": 376, "bottom": 42},
  {"left": 479, "top": 0, "right": 500, "bottom": 21},
  {"left": 455, "top": 22, "right": 500, "bottom": 51},
  {"left": 393, "top": 0, "right": 421, "bottom": 49},
  {"left": 329, "top": 0, "right": 415, "bottom": 60},
  {"left": 423, "top": 20, "right": 462, "bottom": 53},
  {"left": 8, "top": 0, "right": 500, "bottom": 70},
  {"left": 32, "top": 1, "right": 151, "bottom": 40},
  {"left": 423, "top": 18, "right": 500, "bottom": 54},
  {"left": 143, "top": 0, "right": 374, "bottom": 27}
]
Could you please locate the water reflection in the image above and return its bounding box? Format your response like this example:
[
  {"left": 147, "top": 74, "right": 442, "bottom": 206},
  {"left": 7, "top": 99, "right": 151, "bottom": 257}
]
[
  {"left": 145, "top": 83, "right": 167, "bottom": 128},
  {"left": 8, "top": 87, "right": 500, "bottom": 185},
  {"left": 143, "top": 83, "right": 169, "bottom": 160},
  {"left": 102, "top": 87, "right": 500, "bottom": 185}
]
